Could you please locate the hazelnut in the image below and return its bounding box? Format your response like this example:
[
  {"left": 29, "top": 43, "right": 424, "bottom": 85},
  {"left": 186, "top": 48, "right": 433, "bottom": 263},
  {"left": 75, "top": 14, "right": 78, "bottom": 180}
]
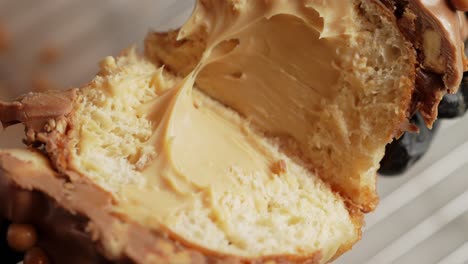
[
  {"left": 7, "top": 223, "right": 38, "bottom": 252},
  {"left": 451, "top": 0, "right": 468, "bottom": 11},
  {"left": 423, "top": 30, "right": 445, "bottom": 73},
  {"left": 24, "top": 247, "right": 50, "bottom": 264}
]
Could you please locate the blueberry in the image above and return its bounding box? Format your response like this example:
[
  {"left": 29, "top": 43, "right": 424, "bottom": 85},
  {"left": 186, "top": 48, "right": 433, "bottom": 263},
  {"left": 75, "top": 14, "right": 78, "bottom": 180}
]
[
  {"left": 379, "top": 73, "right": 468, "bottom": 176},
  {"left": 438, "top": 80, "right": 468, "bottom": 118},
  {"left": 379, "top": 69, "right": 468, "bottom": 176},
  {"left": 379, "top": 113, "right": 439, "bottom": 175}
]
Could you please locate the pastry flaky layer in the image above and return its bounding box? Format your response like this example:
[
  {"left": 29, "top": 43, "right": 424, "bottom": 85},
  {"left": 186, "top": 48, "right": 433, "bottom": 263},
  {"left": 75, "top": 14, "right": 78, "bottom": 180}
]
[{"left": 0, "top": 0, "right": 466, "bottom": 263}]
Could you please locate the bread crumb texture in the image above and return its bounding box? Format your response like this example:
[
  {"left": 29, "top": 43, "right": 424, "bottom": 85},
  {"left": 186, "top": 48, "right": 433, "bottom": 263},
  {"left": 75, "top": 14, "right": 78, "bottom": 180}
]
[
  {"left": 70, "top": 48, "right": 357, "bottom": 261},
  {"left": 15, "top": 0, "right": 416, "bottom": 263}
]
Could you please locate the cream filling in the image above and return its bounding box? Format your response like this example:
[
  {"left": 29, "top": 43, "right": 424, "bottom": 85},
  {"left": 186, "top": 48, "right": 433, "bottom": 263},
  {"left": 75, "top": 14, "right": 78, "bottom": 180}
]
[
  {"left": 77, "top": 0, "right": 363, "bottom": 260},
  {"left": 124, "top": 1, "right": 357, "bottom": 213}
]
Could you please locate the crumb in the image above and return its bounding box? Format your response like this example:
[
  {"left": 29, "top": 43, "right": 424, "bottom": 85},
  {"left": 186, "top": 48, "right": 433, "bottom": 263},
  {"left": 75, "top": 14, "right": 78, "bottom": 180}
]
[
  {"left": 31, "top": 73, "right": 57, "bottom": 92},
  {"left": 0, "top": 23, "right": 11, "bottom": 53},
  {"left": 39, "top": 45, "right": 61, "bottom": 64},
  {"left": 271, "top": 159, "right": 287, "bottom": 175}
]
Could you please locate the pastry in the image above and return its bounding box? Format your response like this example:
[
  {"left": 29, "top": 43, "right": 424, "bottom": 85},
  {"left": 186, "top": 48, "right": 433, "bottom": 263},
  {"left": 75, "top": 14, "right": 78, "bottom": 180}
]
[{"left": 0, "top": 1, "right": 466, "bottom": 263}]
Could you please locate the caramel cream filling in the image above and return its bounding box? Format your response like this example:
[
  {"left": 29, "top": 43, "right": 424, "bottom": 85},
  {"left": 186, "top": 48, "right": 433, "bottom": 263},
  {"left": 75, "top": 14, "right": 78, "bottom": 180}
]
[
  {"left": 104, "top": 0, "right": 359, "bottom": 258},
  {"left": 69, "top": 0, "right": 416, "bottom": 260}
]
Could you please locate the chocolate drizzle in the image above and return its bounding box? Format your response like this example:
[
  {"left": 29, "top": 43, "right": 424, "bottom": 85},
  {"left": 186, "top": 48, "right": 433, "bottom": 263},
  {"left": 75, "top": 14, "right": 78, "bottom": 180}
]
[{"left": 414, "top": 69, "right": 445, "bottom": 123}]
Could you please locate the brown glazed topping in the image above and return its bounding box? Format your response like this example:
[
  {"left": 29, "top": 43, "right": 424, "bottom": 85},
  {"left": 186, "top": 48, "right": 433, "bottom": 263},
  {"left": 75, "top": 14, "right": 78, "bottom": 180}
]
[
  {"left": 379, "top": 0, "right": 467, "bottom": 126},
  {"left": 413, "top": 69, "right": 446, "bottom": 124},
  {"left": 0, "top": 89, "right": 76, "bottom": 132},
  {"left": 451, "top": 0, "right": 468, "bottom": 11},
  {"left": 0, "top": 180, "right": 112, "bottom": 264}
]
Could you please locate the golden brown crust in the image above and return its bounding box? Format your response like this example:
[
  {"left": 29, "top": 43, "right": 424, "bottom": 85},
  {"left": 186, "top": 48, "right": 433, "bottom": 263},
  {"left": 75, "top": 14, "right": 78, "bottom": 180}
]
[{"left": 328, "top": 206, "right": 363, "bottom": 263}]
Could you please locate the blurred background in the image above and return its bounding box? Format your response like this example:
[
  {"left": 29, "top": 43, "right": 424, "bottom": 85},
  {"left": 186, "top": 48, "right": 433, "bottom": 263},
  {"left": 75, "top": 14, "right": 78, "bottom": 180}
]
[{"left": 0, "top": 1, "right": 467, "bottom": 263}]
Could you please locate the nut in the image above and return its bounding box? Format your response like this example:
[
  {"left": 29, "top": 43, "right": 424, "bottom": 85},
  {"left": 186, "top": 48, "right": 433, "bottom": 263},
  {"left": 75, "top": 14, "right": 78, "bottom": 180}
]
[
  {"left": 451, "top": 0, "right": 468, "bottom": 11},
  {"left": 44, "top": 119, "right": 56, "bottom": 133},
  {"left": 24, "top": 247, "right": 50, "bottom": 264},
  {"left": 423, "top": 30, "right": 445, "bottom": 73},
  {"left": 7, "top": 223, "right": 37, "bottom": 252}
]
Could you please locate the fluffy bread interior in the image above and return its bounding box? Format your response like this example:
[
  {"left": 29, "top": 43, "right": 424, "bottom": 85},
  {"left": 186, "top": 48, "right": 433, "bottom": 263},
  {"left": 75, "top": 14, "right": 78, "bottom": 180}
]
[
  {"left": 68, "top": 49, "right": 359, "bottom": 261},
  {"left": 0, "top": 0, "right": 417, "bottom": 263},
  {"left": 65, "top": 0, "right": 413, "bottom": 260}
]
